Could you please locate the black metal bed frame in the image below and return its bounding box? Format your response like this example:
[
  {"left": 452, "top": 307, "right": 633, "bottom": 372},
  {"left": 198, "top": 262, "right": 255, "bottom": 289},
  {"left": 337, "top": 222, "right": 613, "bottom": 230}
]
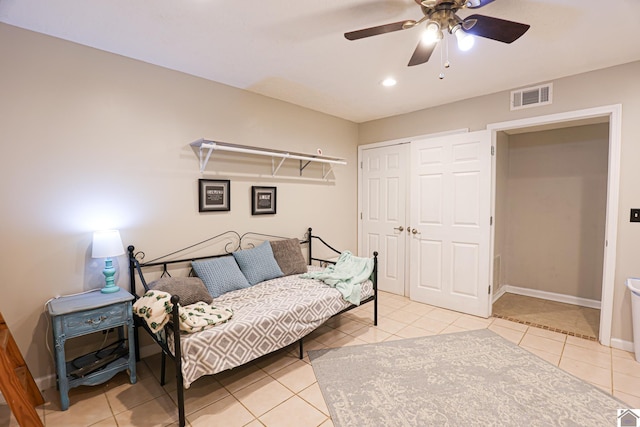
[{"left": 128, "top": 227, "right": 378, "bottom": 427}]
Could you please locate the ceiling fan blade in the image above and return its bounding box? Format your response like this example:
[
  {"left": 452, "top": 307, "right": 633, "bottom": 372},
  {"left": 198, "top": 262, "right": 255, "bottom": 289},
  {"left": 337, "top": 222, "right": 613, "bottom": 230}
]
[
  {"left": 465, "top": 0, "right": 496, "bottom": 9},
  {"left": 345, "top": 21, "right": 408, "bottom": 40},
  {"left": 408, "top": 40, "right": 436, "bottom": 66},
  {"left": 463, "top": 14, "right": 530, "bottom": 44}
]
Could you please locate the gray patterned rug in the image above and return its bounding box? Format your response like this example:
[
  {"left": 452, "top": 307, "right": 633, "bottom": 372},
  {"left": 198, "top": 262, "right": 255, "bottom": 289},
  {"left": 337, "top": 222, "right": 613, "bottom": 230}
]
[{"left": 309, "top": 329, "right": 626, "bottom": 426}]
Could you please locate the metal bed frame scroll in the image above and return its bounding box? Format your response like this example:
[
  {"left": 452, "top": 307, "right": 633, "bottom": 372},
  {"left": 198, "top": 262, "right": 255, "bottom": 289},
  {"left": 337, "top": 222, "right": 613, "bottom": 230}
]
[{"left": 128, "top": 227, "right": 378, "bottom": 427}]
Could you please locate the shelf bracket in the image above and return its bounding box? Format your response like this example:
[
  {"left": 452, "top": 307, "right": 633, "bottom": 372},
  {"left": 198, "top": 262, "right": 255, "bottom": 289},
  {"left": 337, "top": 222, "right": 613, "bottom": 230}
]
[
  {"left": 198, "top": 143, "right": 216, "bottom": 173},
  {"left": 322, "top": 164, "right": 335, "bottom": 180},
  {"left": 272, "top": 157, "right": 287, "bottom": 177},
  {"left": 300, "top": 160, "right": 312, "bottom": 176}
]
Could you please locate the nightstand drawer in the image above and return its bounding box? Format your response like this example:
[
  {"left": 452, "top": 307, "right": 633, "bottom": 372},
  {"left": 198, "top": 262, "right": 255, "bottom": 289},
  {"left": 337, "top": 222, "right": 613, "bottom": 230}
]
[{"left": 62, "top": 304, "right": 129, "bottom": 337}]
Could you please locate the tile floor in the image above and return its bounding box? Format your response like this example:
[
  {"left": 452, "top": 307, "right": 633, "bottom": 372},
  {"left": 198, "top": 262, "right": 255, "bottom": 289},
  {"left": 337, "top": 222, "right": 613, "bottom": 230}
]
[
  {"left": 2, "top": 291, "right": 639, "bottom": 427},
  {"left": 492, "top": 292, "right": 601, "bottom": 340}
]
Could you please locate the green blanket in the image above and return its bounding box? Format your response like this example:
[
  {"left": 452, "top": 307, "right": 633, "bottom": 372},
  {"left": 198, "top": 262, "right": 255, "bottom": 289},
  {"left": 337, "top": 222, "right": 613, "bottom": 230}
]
[{"left": 301, "top": 251, "right": 373, "bottom": 305}]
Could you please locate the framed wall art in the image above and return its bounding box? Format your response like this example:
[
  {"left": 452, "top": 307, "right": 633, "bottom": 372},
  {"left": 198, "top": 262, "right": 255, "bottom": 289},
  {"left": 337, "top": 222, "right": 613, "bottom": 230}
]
[
  {"left": 198, "top": 179, "right": 230, "bottom": 212},
  {"left": 251, "top": 186, "right": 276, "bottom": 215}
]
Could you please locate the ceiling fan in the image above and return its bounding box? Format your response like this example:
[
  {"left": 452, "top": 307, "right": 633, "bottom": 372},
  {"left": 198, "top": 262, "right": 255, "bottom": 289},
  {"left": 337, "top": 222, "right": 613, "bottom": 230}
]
[{"left": 344, "top": 0, "right": 530, "bottom": 67}]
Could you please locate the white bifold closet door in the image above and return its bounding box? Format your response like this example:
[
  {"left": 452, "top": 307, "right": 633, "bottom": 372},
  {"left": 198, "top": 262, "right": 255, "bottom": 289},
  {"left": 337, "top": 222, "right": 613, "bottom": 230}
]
[{"left": 409, "top": 131, "right": 492, "bottom": 318}]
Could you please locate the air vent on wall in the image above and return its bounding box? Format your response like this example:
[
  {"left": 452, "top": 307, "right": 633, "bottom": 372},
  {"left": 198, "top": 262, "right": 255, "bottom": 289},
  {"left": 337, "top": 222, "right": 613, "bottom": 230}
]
[{"left": 510, "top": 83, "right": 553, "bottom": 111}]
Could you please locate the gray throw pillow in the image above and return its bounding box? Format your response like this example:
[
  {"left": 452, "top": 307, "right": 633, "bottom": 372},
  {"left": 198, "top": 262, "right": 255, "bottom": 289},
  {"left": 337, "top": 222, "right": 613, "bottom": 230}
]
[
  {"left": 232, "top": 241, "right": 284, "bottom": 286},
  {"left": 192, "top": 256, "right": 251, "bottom": 298},
  {"left": 147, "top": 276, "right": 213, "bottom": 305},
  {"left": 270, "top": 238, "right": 307, "bottom": 276}
]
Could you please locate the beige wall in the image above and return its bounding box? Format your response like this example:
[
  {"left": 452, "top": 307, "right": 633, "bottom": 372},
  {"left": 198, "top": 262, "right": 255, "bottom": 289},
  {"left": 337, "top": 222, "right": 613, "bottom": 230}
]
[
  {"left": 500, "top": 124, "right": 609, "bottom": 300},
  {"left": 359, "top": 60, "right": 640, "bottom": 343},
  {"left": 0, "top": 23, "right": 358, "bottom": 383}
]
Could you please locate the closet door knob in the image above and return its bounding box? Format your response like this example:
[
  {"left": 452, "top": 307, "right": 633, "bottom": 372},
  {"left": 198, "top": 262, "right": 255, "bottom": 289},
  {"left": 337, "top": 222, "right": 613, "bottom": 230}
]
[
  {"left": 394, "top": 226, "right": 404, "bottom": 232},
  {"left": 412, "top": 228, "right": 421, "bottom": 235}
]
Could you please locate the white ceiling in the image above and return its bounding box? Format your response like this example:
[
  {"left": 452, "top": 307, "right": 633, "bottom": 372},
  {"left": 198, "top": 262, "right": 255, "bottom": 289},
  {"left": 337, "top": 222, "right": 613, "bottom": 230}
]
[{"left": 2, "top": 0, "right": 640, "bottom": 123}]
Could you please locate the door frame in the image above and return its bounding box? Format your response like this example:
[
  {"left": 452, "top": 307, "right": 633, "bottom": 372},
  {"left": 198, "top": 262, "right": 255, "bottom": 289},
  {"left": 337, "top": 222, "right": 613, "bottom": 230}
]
[
  {"left": 357, "top": 129, "right": 469, "bottom": 296},
  {"left": 486, "top": 104, "right": 622, "bottom": 347}
]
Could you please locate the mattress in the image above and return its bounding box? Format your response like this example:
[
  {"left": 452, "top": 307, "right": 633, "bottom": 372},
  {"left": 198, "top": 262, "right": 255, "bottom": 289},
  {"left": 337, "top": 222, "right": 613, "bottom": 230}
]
[{"left": 169, "top": 268, "right": 374, "bottom": 388}]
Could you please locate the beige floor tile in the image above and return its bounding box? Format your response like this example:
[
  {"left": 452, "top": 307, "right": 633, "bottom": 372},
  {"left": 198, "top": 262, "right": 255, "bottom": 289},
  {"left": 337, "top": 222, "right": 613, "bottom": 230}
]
[
  {"left": 440, "top": 325, "right": 467, "bottom": 335},
  {"left": 612, "top": 355, "right": 640, "bottom": 378},
  {"left": 331, "top": 318, "right": 367, "bottom": 335},
  {"left": 114, "top": 394, "right": 179, "bottom": 427},
  {"left": 343, "top": 308, "right": 375, "bottom": 323},
  {"left": 375, "top": 317, "right": 409, "bottom": 334},
  {"left": 233, "top": 376, "right": 294, "bottom": 417},
  {"left": 259, "top": 396, "right": 327, "bottom": 427},
  {"left": 520, "top": 333, "right": 565, "bottom": 355},
  {"left": 613, "top": 371, "right": 640, "bottom": 398},
  {"left": 410, "top": 316, "right": 449, "bottom": 333},
  {"left": 312, "top": 328, "right": 349, "bottom": 347},
  {"left": 43, "top": 387, "right": 113, "bottom": 427},
  {"left": 319, "top": 418, "right": 335, "bottom": 427},
  {"left": 378, "top": 296, "right": 410, "bottom": 309},
  {"left": 561, "top": 343, "right": 611, "bottom": 370},
  {"left": 216, "top": 364, "right": 268, "bottom": 393},
  {"left": 384, "top": 310, "right": 422, "bottom": 324},
  {"left": 394, "top": 324, "right": 436, "bottom": 339},
  {"left": 525, "top": 327, "right": 567, "bottom": 343},
  {"left": 271, "top": 359, "right": 317, "bottom": 393},
  {"left": 559, "top": 358, "right": 611, "bottom": 389},
  {"left": 566, "top": 335, "right": 610, "bottom": 354},
  {"left": 89, "top": 416, "right": 119, "bottom": 426},
  {"left": 402, "top": 301, "right": 436, "bottom": 316},
  {"left": 491, "top": 317, "right": 528, "bottom": 332},
  {"left": 423, "top": 308, "right": 462, "bottom": 324},
  {"left": 350, "top": 325, "right": 392, "bottom": 343},
  {"left": 452, "top": 315, "right": 492, "bottom": 330},
  {"left": 298, "top": 382, "right": 329, "bottom": 416},
  {"left": 256, "top": 348, "right": 300, "bottom": 375},
  {"left": 519, "top": 345, "right": 561, "bottom": 366},
  {"left": 326, "top": 333, "right": 368, "bottom": 348},
  {"left": 614, "top": 390, "right": 640, "bottom": 408},
  {"left": 488, "top": 324, "right": 525, "bottom": 344},
  {"left": 104, "top": 376, "right": 167, "bottom": 414},
  {"left": 376, "top": 304, "right": 399, "bottom": 317},
  {"left": 612, "top": 348, "right": 636, "bottom": 360},
  {"left": 178, "top": 376, "right": 230, "bottom": 415},
  {"left": 187, "top": 395, "right": 255, "bottom": 427}
]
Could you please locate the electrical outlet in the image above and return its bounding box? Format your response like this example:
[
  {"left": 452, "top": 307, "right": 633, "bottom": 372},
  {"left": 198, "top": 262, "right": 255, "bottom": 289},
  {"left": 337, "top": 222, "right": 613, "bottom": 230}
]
[{"left": 631, "top": 209, "right": 640, "bottom": 222}]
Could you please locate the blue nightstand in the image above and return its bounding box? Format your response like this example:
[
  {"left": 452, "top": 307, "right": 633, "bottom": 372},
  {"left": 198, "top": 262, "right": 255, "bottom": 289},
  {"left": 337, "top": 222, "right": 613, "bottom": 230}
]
[{"left": 47, "top": 290, "right": 137, "bottom": 410}]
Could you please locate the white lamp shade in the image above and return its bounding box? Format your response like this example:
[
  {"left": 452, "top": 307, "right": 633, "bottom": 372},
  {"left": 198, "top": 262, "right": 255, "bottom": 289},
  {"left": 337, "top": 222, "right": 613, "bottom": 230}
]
[{"left": 92, "top": 230, "right": 125, "bottom": 258}]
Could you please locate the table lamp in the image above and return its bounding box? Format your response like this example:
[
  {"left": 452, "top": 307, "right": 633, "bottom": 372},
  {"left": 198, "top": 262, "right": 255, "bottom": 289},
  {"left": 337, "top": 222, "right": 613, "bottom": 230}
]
[{"left": 92, "top": 229, "right": 125, "bottom": 293}]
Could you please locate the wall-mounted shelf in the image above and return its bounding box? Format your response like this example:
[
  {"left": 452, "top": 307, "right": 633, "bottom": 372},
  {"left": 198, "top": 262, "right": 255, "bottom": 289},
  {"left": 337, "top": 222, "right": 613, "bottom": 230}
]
[{"left": 190, "top": 139, "right": 347, "bottom": 179}]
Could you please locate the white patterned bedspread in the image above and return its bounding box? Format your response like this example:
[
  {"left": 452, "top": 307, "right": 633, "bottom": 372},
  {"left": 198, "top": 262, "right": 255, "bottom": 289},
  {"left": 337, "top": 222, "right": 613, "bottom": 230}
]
[{"left": 169, "top": 268, "right": 374, "bottom": 388}]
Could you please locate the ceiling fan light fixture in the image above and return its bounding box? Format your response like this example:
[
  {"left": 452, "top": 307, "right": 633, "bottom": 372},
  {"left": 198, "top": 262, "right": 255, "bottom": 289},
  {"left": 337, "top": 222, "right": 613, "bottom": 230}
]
[
  {"left": 421, "top": 21, "right": 442, "bottom": 45},
  {"left": 454, "top": 26, "right": 475, "bottom": 51}
]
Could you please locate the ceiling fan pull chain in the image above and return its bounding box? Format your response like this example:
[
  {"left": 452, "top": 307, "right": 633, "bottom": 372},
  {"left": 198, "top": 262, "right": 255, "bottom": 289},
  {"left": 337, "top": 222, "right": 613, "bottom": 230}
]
[
  {"left": 444, "top": 35, "right": 451, "bottom": 69},
  {"left": 439, "top": 36, "right": 447, "bottom": 79}
]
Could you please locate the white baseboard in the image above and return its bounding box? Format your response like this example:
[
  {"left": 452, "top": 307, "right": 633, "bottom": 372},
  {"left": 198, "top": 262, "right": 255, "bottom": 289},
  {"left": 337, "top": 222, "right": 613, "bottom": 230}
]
[
  {"left": 610, "top": 338, "right": 636, "bottom": 354},
  {"left": 492, "top": 286, "right": 507, "bottom": 304},
  {"left": 501, "top": 285, "right": 601, "bottom": 309}
]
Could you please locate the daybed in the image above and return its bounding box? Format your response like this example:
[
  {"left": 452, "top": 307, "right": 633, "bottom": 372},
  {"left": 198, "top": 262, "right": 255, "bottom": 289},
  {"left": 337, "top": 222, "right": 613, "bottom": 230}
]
[{"left": 127, "top": 228, "right": 377, "bottom": 427}]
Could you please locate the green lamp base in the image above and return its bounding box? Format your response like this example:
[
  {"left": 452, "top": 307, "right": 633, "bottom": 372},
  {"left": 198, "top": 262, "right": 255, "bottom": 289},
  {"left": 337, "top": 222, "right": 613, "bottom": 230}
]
[{"left": 101, "top": 257, "right": 120, "bottom": 294}]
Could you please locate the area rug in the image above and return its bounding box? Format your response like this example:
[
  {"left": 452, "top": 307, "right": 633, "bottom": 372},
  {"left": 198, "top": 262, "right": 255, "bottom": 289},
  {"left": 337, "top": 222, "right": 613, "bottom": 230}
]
[{"left": 308, "top": 329, "right": 626, "bottom": 426}]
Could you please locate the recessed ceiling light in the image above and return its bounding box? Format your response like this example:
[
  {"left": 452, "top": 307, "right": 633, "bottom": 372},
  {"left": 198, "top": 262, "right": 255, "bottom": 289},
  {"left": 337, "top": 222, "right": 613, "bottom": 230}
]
[{"left": 381, "top": 77, "right": 397, "bottom": 87}]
